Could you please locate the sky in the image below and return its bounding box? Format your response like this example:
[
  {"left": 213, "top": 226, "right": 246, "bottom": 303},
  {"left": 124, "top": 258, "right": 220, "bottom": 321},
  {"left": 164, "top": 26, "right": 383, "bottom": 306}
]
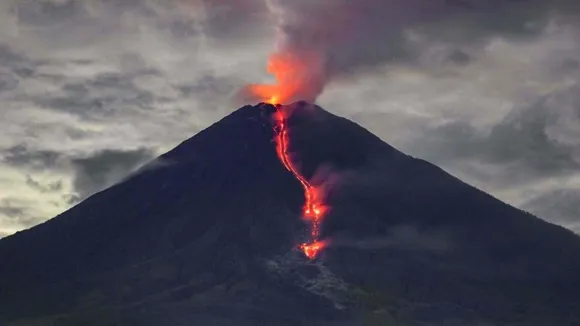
[{"left": 0, "top": 0, "right": 579, "bottom": 238}]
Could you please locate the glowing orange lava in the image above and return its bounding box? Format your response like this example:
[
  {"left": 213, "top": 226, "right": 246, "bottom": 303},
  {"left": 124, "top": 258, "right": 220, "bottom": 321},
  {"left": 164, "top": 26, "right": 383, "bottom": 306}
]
[
  {"left": 272, "top": 108, "right": 329, "bottom": 260},
  {"left": 248, "top": 51, "right": 324, "bottom": 105},
  {"left": 248, "top": 48, "right": 329, "bottom": 259},
  {"left": 300, "top": 240, "right": 328, "bottom": 260},
  {"left": 249, "top": 53, "right": 301, "bottom": 105}
]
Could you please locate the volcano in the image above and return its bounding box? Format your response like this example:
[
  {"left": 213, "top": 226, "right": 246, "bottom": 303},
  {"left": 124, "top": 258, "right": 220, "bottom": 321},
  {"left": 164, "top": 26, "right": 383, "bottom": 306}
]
[{"left": 1, "top": 102, "right": 580, "bottom": 326}]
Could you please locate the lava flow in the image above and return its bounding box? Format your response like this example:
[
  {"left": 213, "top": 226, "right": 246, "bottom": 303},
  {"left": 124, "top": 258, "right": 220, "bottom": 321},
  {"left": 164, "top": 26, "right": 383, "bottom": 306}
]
[
  {"left": 272, "top": 108, "right": 329, "bottom": 259},
  {"left": 248, "top": 50, "right": 330, "bottom": 259}
]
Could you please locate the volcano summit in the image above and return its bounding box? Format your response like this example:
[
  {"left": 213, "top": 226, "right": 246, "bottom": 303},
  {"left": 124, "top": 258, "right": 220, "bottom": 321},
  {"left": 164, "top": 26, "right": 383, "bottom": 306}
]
[{"left": 1, "top": 102, "right": 579, "bottom": 326}]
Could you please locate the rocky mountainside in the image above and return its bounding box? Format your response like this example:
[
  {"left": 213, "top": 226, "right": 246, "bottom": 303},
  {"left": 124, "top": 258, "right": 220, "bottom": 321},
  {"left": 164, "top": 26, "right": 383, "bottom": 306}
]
[{"left": 1, "top": 102, "right": 579, "bottom": 326}]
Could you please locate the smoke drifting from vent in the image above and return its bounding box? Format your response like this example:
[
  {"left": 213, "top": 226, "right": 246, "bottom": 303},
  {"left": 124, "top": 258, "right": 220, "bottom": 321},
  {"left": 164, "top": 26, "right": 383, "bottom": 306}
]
[
  {"left": 243, "top": 0, "right": 575, "bottom": 104},
  {"left": 246, "top": 0, "right": 356, "bottom": 103}
]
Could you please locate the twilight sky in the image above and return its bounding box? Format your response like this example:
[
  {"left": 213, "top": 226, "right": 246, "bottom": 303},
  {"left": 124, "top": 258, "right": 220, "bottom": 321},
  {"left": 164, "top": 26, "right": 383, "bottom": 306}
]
[{"left": 0, "top": 0, "right": 579, "bottom": 238}]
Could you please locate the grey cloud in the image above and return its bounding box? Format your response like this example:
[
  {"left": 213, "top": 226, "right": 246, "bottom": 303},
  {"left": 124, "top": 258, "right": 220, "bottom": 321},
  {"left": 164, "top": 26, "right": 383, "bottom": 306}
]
[
  {"left": 406, "top": 87, "right": 580, "bottom": 186},
  {"left": 70, "top": 147, "right": 155, "bottom": 200},
  {"left": 0, "top": 71, "right": 19, "bottom": 92},
  {"left": 175, "top": 74, "right": 240, "bottom": 104},
  {"left": 73, "top": 0, "right": 257, "bottom": 43},
  {"left": 562, "top": 58, "right": 580, "bottom": 71},
  {"left": 2, "top": 145, "right": 63, "bottom": 171},
  {"left": 0, "top": 203, "right": 25, "bottom": 219},
  {"left": 63, "top": 194, "right": 81, "bottom": 206},
  {"left": 238, "top": 0, "right": 580, "bottom": 103},
  {"left": 0, "top": 44, "right": 30, "bottom": 67},
  {"left": 197, "top": 0, "right": 268, "bottom": 40},
  {"left": 522, "top": 188, "right": 580, "bottom": 230},
  {"left": 162, "top": 19, "right": 199, "bottom": 39},
  {"left": 35, "top": 70, "right": 159, "bottom": 118},
  {"left": 3, "top": 144, "right": 156, "bottom": 201},
  {"left": 177, "top": 75, "right": 231, "bottom": 95},
  {"left": 274, "top": 0, "right": 580, "bottom": 77},
  {"left": 25, "top": 175, "right": 63, "bottom": 193},
  {"left": 0, "top": 44, "right": 37, "bottom": 79},
  {"left": 0, "top": 198, "right": 43, "bottom": 227},
  {"left": 16, "top": 0, "right": 86, "bottom": 27},
  {"left": 483, "top": 100, "right": 578, "bottom": 172},
  {"left": 35, "top": 0, "right": 560, "bottom": 85},
  {"left": 1, "top": 42, "right": 171, "bottom": 123},
  {"left": 446, "top": 49, "right": 472, "bottom": 65},
  {"left": 12, "top": 0, "right": 266, "bottom": 47},
  {"left": 81, "top": 69, "right": 156, "bottom": 90}
]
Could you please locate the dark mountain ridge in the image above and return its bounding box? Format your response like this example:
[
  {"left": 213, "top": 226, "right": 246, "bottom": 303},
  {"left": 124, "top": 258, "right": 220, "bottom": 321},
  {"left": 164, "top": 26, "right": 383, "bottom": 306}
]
[{"left": 1, "top": 102, "right": 579, "bottom": 325}]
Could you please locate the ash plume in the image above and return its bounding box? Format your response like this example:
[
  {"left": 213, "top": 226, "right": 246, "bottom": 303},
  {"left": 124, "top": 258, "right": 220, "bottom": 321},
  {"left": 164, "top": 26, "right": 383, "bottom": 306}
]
[{"left": 244, "top": 0, "right": 580, "bottom": 103}]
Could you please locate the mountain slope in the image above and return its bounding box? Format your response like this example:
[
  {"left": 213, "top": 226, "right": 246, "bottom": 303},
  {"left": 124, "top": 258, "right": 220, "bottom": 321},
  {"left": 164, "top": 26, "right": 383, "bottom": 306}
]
[{"left": 1, "top": 102, "right": 579, "bottom": 326}]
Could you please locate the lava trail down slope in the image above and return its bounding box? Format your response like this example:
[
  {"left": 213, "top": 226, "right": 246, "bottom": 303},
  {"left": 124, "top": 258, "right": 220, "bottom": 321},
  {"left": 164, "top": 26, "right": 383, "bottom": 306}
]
[
  {"left": 1, "top": 102, "right": 580, "bottom": 326},
  {"left": 271, "top": 104, "right": 329, "bottom": 259}
]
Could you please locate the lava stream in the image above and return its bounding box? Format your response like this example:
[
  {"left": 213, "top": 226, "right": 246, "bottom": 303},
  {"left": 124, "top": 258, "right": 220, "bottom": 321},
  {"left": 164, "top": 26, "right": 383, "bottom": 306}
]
[
  {"left": 272, "top": 108, "right": 329, "bottom": 259},
  {"left": 248, "top": 51, "right": 329, "bottom": 259}
]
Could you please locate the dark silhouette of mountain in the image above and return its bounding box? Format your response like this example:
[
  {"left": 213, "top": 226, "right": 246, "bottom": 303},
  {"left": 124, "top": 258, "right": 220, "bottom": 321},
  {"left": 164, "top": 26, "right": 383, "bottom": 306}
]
[{"left": 1, "top": 102, "right": 579, "bottom": 326}]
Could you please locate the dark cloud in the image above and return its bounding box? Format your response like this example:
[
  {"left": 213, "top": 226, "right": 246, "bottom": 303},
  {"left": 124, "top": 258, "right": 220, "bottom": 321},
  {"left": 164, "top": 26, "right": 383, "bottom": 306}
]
[
  {"left": 0, "top": 43, "right": 164, "bottom": 122},
  {"left": 175, "top": 74, "right": 240, "bottom": 105},
  {"left": 70, "top": 148, "right": 155, "bottom": 200},
  {"left": 0, "top": 44, "right": 37, "bottom": 79},
  {"left": 562, "top": 58, "right": 580, "bottom": 71},
  {"left": 482, "top": 103, "right": 578, "bottom": 172},
  {"left": 35, "top": 70, "right": 159, "bottom": 118},
  {"left": 12, "top": 0, "right": 267, "bottom": 46},
  {"left": 0, "top": 44, "right": 30, "bottom": 67},
  {"left": 25, "top": 175, "right": 63, "bottom": 193},
  {"left": 177, "top": 74, "right": 230, "bottom": 96},
  {"left": 446, "top": 49, "right": 472, "bottom": 65},
  {"left": 406, "top": 88, "right": 580, "bottom": 186},
  {"left": 240, "top": 0, "right": 580, "bottom": 103},
  {"left": 0, "top": 198, "right": 43, "bottom": 227},
  {"left": 163, "top": 19, "right": 199, "bottom": 39},
  {"left": 273, "top": 0, "right": 580, "bottom": 79},
  {"left": 62, "top": 194, "right": 81, "bottom": 206},
  {"left": 0, "top": 71, "right": 19, "bottom": 93},
  {"left": 2, "top": 145, "right": 63, "bottom": 171},
  {"left": 194, "top": 0, "right": 268, "bottom": 40},
  {"left": 0, "top": 203, "right": 25, "bottom": 219},
  {"left": 522, "top": 189, "right": 580, "bottom": 228},
  {"left": 2, "top": 144, "right": 155, "bottom": 201},
  {"left": 16, "top": 0, "right": 86, "bottom": 26}
]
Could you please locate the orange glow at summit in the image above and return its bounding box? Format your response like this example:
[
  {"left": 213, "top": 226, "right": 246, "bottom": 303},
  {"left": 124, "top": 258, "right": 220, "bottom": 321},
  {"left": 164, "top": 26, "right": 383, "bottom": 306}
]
[{"left": 248, "top": 51, "right": 325, "bottom": 105}]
